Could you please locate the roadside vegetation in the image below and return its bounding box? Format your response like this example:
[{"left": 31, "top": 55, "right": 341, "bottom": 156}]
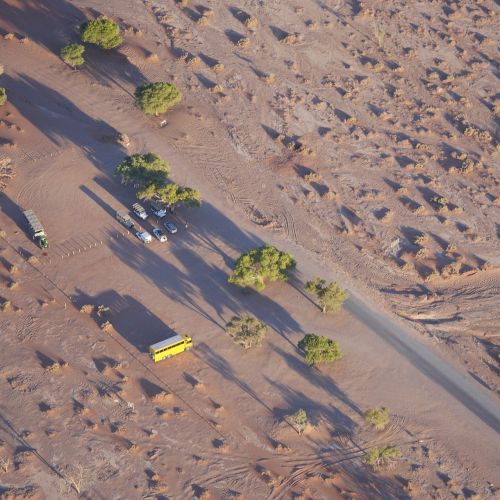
[
  {"left": 115, "top": 153, "right": 201, "bottom": 210},
  {"left": 135, "top": 82, "right": 182, "bottom": 116},
  {"left": 80, "top": 17, "right": 123, "bottom": 49},
  {"left": 138, "top": 183, "right": 201, "bottom": 208},
  {"left": 60, "top": 43, "right": 85, "bottom": 68},
  {"left": 228, "top": 245, "right": 295, "bottom": 290},
  {"left": 364, "top": 407, "right": 391, "bottom": 431},
  {"left": 225, "top": 315, "right": 267, "bottom": 349},
  {"left": 363, "top": 446, "right": 401, "bottom": 469},
  {"left": 298, "top": 334, "right": 342, "bottom": 366},
  {"left": 305, "top": 278, "right": 348, "bottom": 314}
]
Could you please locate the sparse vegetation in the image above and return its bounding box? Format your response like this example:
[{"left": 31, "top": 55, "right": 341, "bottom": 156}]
[
  {"left": 363, "top": 446, "right": 401, "bottom": 469},
  {"left": 60, "top": 43, "right": 85, "bottom": 68},
  {"left": 228, "top": 245, "right": 295, "bottom": 290},
  {"left": 135, "top": 82, "right": 182, "bottom": 115},
  {"left": 285, "top": 408, "right": 308, "bottom": 434},
  {"left": 298, "top": 334, "right": 342, "bottom": 366},
  {"left": 364, "top": 407, "right": 391, "bottom": 430},
  {"left": 0, "top": 87, "right": 7, "bottom": 106},
  {"left": 115, "top": 153, "right": 170, "bottom": 187},
  {"left": 305, "top": 278, "right": 348, "bottom": 314},
  {"left": 80, "top": 17, "right": 123, "bottom": 49},
  {"left": 225, "top": 314, "right": 267, "bottom": 349}
]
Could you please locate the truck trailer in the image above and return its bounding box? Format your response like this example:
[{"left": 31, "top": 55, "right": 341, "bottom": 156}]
[{"left": 23, "top": 210, "right": 48, "bottom": 249}]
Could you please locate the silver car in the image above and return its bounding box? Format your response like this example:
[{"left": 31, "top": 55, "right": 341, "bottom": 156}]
[{"left": 152, "top": 228, "right": 168, "bottom": 242}]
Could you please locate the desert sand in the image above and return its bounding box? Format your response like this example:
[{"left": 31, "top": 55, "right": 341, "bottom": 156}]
[{"left": 0, "top": 0, "right": 499, "bottom": 498}]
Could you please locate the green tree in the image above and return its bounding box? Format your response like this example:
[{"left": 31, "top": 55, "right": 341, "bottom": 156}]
[
  {"left": 225, "top": 315, "right": 267, "bottom": 349},
  {"left": 80, "top": 17, "right": 123, "bottom": 49},
  {"left": 0, "top": 88, "right": 6, "bottom": 106},
  {"left": 364, "top": 407, "right": 390, "bottom": 431},
  {"left": 115, "top": 153, "right": 170, "bottom": 188},
  {"left": 60, "top": 43, "right": 85, "bottom": 68},
  {"left": 305, "top": 278, "right": 348, "bottom": 314},
  {"left": 138, "top": 182, "right": 201, "bottom": 208},
  {"left": 298, "top": 334, "right": 342, "bottom": 366},
  {"left": 228, "top": 245, "right": 295, "bottom": 290},
  {"left": 285, "top": 409, "right": 308, "bottom": 434},
  {"left": 135, "top": 82, "right": 182, "bottom": 115},
  {"left": 363, "top": 446, "right": 401, "bottom": 469}
]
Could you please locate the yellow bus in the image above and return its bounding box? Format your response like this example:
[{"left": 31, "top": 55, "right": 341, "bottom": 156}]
[{"left": 149, "top": 334, "right": 193, "bottom": 362}]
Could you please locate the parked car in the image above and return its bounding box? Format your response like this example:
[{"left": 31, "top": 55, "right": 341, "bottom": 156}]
[
  {"left": 150, "top": 200, "right": 167, "bottom": 218},
  {"left": 132, "top": 203, "right": 148, "bottom": 220},
  {"left": 163, "top": 220, "right": 178, "bottom": 234},
  {"left": 136, "top": 230, "right": 152, "bottom": 243},
  {"left": 152, "top": 228, "right": 168, "bottom": 242},
  {"left": 116, "top": 211, "right": 134, "bottom": 229}
]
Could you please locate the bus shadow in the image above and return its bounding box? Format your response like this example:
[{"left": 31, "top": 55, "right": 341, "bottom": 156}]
[{"left": 73, "top": 288, "right": 177, "bottom": 353}]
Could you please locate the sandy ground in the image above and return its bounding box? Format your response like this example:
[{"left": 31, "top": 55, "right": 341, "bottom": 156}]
[{"left": 0, "top": 0, "right": 499, "bottom": 498}]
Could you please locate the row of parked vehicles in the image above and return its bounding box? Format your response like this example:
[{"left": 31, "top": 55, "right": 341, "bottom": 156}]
[{"left": 116, "top": 202, "right": 179, "bottom": 244}]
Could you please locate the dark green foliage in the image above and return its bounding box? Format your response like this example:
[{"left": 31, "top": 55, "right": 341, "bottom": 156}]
[
  {"left": 115, "top": 153, "right": 170, "bottom": 187},
  {"left": 298, "top": 334, "right": 342, "bottom": 366},
  {"left": 363, "top": 446, "right": 401, "bottom": 469},
  {"left": 135, "top": 82, "right": 182, "bottom": 115},
  {"left": 305, "top": 278, "right": 348, "bottom": 314},
  {"left": 364, "top": 407, "right": 391, "bottom": 431},
  {"left": 228, "top": 245, "right": 295, "bottom": 290},
  {"left": 60, "top": 43, "right": 85, "bottom": 68},
  {"left": 80, "top": 18, "right": 123, "bottom": 49},
  {"left": 138, "top": 183, "right": 201, "bottom": 207},
  {"left": 225, "top": 315, "right": 267, "bottom": 349}
]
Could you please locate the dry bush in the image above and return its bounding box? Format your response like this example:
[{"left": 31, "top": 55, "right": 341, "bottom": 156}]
[
  {"left": 244, "top": 16, "right": 258, "bottom": 30},
  {"left": 285, "top": 408, "right": 308, "bottom": 434},
  {"left": 235, "top": 36, "right": 250, "bottom": 48},
  {"left": 79, "top": 304, "right": 94, "bottom": 314},
  {"left": 100, "top": 321, "right": 113, "bottom": 332}
]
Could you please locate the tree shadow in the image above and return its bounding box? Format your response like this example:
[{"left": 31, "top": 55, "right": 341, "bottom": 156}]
[
  {"left": 2, "top": 73, "right": 124, "bottom": 172},
  {"left": 270, "top": 345, "right": 362, "bottom": 418},
  {"left": 0, "top": 0, "right": 84, "bottom": 52}
]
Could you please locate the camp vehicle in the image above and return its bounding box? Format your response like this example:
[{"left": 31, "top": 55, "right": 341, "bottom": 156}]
[
  {"left": 163, "top": 220, "right": 178, "bottom": 234},
  {"left": 116, "top": 211, "right": 134, "bottom": 229},
  {"left": 132, "top": 203, "right": 148, "bottom": 220},
  {"left": 150, "top": 200, "right": 167, "bottom": 218},
  {"left": 149, "top": 334, "right": 193, "bottom": 362},
  {"left": 152, "top": 228, "right": 167, "bottom": 242},
  {"left": 136, "top": 231, "right": 152, "bottom": 244},
  {"left": 23, "top": 210, "right": 48, "bottom": 248}
]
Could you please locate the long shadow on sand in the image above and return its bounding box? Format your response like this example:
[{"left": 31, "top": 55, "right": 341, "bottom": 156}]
[{"left": 3, "top": 73, "right": 124, "bottom": 171}]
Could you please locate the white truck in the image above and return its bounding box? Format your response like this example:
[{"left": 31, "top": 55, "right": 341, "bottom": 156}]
[
  {"left": 23, "top": 210, "right": 48, "bottom": 249},
  {"left": 132, "top": 203, "right": 148, "bottom": 220}
]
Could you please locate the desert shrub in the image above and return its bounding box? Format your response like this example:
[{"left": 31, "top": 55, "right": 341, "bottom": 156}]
[
  {"left": 138, "top": 182, "right": 201, "bottom": 208},
  {"left": 60, "top": 43, "right": 85, "bottom": 68},
  {"left": 363, "top": 446, "right": 401, "bottom": 469},
  {"left": 0, "top": 87, "right": 7, "bottom": 106},
  {"left": 364, "top": 407, "right": 390, "bottom": 430},
  {"left": 305, "top": 278, "right": 348, "bottom": 314},
  {"left": 225, "top": 314, "right": 267, "bottom": 349},
  {"left": 285, "top": 408, "right": 308, "bottom": 434},
  {"left": 115, "top": 153, "right": 170, "bottom": 187},
  {"left": 228, "top": 245, "right": 295, "bottom": 290},
  {"left": 80, "top": 17, "right": 123, "bottom": 49},
  {"left": 0, "top": 64, "right": 4, "bottom": 76},
  {"left": 298, "top": 334, "right": 342, "bottom": 366},
  {"left": 135, "top": 82, "right": 182, "bottom": 115}
]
